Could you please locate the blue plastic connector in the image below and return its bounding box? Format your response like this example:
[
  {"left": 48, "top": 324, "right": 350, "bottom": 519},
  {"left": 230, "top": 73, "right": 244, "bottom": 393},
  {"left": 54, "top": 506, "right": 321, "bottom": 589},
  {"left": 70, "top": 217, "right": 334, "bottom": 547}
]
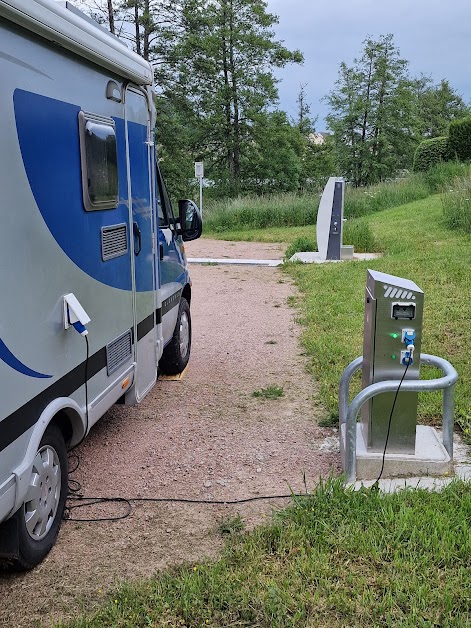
[
  {"left": 402, "top": 350, "right": 413, "bottom": 366},
  {"left": 72, "top": 320, "right": 88, "bottom": 336}
]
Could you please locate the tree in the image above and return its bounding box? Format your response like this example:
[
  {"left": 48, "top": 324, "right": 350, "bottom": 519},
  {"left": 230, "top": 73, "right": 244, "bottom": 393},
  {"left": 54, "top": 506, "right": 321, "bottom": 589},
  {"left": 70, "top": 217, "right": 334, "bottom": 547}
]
[
  {"left": 414, "top": 76, "right": 469, "bottom": 138},
  {"left": 242, "top": 111, "right": 304, "bottom": 192},
  {"left": 74, "top": 0, "right": 119, "bottom": 32},
  {"left": 297, "top": 83, "right": 315, "bottom": 136},
  {"left": 326, "top": 35, "right": 416, "bottom": 186},
  {"left": 299, "top": 136, "right": 336, "bottom": 190},
  {"left": 171, "top": 0, "right": 302, "bottom": 194},
  {"left": 115, "top": 0, "right": 184, "bottom": 63},
  {"left": 154, "top": 91, "right": 201, "bottom": 200}
]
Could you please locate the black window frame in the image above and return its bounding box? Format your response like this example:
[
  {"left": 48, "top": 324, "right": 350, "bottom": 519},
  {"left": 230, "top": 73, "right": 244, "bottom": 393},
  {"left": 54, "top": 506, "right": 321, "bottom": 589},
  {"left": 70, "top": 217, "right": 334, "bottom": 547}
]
[
  {"left": 78, "top": 111, "right": 119, "bottom": 212},
  {"left": 155, "top": 160, "right": 175, "bottom": 227}
]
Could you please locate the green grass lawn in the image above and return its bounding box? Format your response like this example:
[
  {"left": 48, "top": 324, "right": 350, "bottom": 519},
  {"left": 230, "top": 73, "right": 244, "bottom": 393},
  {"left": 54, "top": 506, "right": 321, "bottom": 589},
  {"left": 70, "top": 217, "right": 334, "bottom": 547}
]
[{"left": 66, "top": 480, "right": 471, "bottom": 627}]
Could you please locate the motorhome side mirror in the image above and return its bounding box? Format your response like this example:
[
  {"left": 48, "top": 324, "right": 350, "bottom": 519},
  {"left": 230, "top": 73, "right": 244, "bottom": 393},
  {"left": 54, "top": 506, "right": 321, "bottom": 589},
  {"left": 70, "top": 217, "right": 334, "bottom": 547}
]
[{"left": 178, "top": 199, "right": 202, "bottom": 241}]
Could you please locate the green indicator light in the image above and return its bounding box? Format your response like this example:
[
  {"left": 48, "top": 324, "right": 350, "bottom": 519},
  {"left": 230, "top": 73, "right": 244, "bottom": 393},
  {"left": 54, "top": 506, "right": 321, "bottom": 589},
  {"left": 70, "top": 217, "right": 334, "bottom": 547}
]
[
  {"left": 391, "top": 354, "right": 397, "bottom": 360},
  {"left": 389, "top": 333, "right": 399, "bottom": 339}
]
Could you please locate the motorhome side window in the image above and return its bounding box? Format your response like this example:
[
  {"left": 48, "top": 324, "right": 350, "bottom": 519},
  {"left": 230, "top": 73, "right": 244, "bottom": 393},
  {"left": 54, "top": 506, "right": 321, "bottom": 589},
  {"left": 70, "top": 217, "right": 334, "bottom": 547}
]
[{"left": 79, "top": 111, "right": 118, "bottom": 211}]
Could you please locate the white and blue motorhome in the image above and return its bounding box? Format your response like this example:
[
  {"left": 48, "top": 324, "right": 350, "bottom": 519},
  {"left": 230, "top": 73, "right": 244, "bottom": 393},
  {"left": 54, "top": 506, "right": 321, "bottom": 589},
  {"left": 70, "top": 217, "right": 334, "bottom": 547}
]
[{"left": 0, "top": 0, "right": 202, "bottom": 569}]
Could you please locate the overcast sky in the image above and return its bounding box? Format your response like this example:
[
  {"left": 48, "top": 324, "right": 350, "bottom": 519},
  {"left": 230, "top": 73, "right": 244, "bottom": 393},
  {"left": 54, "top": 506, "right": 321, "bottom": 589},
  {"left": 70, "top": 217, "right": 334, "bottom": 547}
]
[{"left": 266, "top": 0, "right": 471, "bottom": 130}]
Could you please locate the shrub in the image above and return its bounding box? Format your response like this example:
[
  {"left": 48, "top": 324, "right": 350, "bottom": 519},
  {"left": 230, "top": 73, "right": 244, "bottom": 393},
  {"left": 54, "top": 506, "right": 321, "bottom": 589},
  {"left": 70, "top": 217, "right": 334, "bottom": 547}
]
[
  {"left": 449, "top": 116, "right": 471, "bottom": 161},
  {"left": 343, "top": 219, "right": 378, "bottom": 252},
  {"left": 284, "top": 236, "right": 317, "bottom": 260},
  {"left": 413, "top": 136, "right": 450, "bottom": 172}
]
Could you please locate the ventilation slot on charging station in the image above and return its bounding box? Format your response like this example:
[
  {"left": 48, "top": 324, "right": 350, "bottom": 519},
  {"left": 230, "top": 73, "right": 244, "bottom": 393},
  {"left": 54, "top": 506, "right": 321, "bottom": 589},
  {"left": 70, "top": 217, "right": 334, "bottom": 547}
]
[
  {"left": 101, "top": 224, "right": 128, "bottom": 261},
  {"left": 106, "top": 330, "right": 132, "bottom": 375}
]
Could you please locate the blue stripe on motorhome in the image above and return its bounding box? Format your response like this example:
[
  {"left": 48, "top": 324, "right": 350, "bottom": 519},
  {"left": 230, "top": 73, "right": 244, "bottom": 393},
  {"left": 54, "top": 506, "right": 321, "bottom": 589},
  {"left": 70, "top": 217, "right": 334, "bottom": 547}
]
[
  {"left": 13, "top": 89, "right": 153, "bottom": 292},
  {"left": 0, "top": 338, "right": 52, "bottom": 379},
  {"left": 0, "top": 309, "right": 163, "bottom": 452}
]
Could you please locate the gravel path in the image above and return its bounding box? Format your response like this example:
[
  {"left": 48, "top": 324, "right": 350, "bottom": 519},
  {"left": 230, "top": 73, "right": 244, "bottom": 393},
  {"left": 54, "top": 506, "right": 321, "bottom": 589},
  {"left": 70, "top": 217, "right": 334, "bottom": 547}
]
[{"left": 0, "top": 239, "right": 340, "bottom": 627}]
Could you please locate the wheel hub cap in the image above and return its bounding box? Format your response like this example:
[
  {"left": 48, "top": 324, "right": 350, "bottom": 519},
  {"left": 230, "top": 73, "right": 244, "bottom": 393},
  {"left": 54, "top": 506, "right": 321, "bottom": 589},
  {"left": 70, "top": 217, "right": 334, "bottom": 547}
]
[
  {"left": 24, "top": 445, "right": 61, "bottom": 541},
  {"left": 179, "top": 311, "right": 190, "bottom": 359}
]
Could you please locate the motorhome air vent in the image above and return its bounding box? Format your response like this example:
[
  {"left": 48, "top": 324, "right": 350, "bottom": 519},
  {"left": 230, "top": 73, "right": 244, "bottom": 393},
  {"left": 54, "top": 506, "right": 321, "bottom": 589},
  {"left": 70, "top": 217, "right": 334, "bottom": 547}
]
[
  {"left": 101, "top": 224, "right": 128, "bottom": 261},
  {"left": 106, "top": 330, "right": 132, "bottom": 375}
]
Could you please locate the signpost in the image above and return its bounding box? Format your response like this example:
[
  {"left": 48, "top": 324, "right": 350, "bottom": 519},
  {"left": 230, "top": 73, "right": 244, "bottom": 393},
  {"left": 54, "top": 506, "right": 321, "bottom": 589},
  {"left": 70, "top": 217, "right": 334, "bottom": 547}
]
[{"left": 194, "top": 161, "right": 204, "bottom": 215}]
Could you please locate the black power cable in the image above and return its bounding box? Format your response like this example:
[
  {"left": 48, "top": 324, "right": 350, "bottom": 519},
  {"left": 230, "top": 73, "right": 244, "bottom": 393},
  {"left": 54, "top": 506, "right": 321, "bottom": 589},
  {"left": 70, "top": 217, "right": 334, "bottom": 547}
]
[
  {"left": 63, "top": 493, "right": 307, "bottom": 523},
  {"left": 64, "top": 454, "right": 311, "bottom": 522},
  {"left": 68, "top": 334, "right": 90, "bottom": 454},
  {"left": 374, "top": 357, "right": 412, "bottom": 486},
  {"left": 65, "top": 331, "right": 312, "bottom": 523},
  {"left": 66, "top": 335, "right": 90, "bottom": 501}
]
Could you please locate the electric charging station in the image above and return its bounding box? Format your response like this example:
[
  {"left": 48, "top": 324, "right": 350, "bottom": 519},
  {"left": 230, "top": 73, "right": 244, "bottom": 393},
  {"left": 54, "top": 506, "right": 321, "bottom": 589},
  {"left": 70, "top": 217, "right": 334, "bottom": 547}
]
[
  {"left": 361, "top": 270, "right": 423, "bottom": 454},
  {"left": 339, "top": 270, "right": 458, "bottom": 483},
  {"left": 316, "top": 177, "right": 354, "bottom": 261}
]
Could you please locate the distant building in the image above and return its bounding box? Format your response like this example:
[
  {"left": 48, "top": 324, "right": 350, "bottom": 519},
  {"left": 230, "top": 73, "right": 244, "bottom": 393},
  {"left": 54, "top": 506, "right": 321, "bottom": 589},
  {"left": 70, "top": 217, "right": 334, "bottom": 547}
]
[{"left": 308, "top": 132, "right": 331, "bottom": 145}]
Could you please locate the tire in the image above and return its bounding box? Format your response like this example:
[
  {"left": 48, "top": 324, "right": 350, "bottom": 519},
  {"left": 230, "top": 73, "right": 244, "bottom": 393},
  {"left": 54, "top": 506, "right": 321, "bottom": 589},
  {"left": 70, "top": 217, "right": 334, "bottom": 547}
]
[
  {"left": 159, "top": 297, "right": 191, "bottom": 375},
  {"left": 7, "top": 423, "right": 68, "bottom": 571}
]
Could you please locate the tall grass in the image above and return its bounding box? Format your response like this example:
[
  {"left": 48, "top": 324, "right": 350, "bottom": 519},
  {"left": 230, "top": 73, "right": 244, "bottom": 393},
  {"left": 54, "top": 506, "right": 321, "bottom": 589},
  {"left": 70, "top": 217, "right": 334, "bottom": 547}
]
[
  {"left": 203, "top": 162, "right": 471, "bottom": 233},
  {"left": 343, "top": 219, "right": 377, "bottom": 252},
  {"left": 344, "top": 175, "right": 430, "bottom": 218},
  {"left": 423, "top": 160, "right": 469, "bottom": 191},
  {"left": 204, "top": 192, "right": 319, "bottom": 232},
  {"left": 442, "top": 173, "right": 471, "bottom": 233},
  {"left": 345, "top": 162, "right": 470, "bottom": 218}
]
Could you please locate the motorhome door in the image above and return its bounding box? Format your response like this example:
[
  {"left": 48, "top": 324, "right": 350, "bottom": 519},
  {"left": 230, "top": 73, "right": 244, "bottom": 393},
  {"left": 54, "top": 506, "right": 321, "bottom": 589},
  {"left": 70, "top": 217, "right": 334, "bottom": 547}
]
[
  {"left": 125, "top": 86, "right": 157, "bottom": 401},
  {"left": 155, "top": 163, "right": 187, "bottom": 344}
]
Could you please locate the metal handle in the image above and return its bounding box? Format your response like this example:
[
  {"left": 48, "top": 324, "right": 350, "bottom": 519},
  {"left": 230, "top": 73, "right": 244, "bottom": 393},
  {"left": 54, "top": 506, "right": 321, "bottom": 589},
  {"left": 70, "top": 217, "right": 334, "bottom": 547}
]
[
  {"left": 339, "top": 354, "right": 458, "bottom": 482},
  {"left": 133, "top": 221, "right": 142, "bottom": 256}
]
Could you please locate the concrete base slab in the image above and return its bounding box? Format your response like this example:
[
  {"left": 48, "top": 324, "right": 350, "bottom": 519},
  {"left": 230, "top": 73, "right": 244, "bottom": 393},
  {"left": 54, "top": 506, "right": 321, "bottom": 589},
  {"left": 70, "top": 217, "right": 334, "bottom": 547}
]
[
  {"left": 187, "top": 257, "right": 283, "bottom": 267},
  {"left": 340, "top": 423, "right": 453, "bottom": 481},
  {"left": 349, "top": 475, "right": 459, "bottom": 493},
  {"left": 290, "top": 251, "right": 381, "bottom": 264},
  {"left": 341, "top": 245, "right": 354, "bottom": 260}
]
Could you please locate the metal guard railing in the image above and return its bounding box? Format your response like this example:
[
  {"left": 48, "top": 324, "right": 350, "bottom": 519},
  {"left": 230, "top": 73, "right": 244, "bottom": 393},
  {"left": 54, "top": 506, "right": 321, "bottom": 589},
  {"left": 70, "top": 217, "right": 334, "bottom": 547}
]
[{"left": 339, "top": 354, "right": 458, "bottom": 483}]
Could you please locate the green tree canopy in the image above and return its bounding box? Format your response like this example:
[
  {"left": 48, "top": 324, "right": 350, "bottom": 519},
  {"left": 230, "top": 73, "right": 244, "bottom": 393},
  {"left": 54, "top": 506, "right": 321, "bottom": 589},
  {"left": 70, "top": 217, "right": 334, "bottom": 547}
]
[
  {"left": 413, "top": 77, "right": 469, "bottom": 139},
  {"left": 169, "top": 0, "right": 302, "bottom": 194},
  {"left": 326, "top": 34, "right": 415, "bottom": 186}
]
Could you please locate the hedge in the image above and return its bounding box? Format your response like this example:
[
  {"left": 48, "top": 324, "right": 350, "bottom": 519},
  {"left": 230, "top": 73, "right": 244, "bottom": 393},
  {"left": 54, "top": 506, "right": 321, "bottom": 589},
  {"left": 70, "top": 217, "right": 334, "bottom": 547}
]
[
  {"left": 449, "top": 117, "right": 471, "bottom": 161},
  {"left": 413, "top": 136, "right": 450, "bottom": 171}
]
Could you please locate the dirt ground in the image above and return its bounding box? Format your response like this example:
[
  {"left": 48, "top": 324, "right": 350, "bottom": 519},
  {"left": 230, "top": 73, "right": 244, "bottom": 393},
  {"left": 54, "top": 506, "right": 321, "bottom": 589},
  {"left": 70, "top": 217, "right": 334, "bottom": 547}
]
[{"left": 0, "top": 239, "right": 340, "bottom": 628}]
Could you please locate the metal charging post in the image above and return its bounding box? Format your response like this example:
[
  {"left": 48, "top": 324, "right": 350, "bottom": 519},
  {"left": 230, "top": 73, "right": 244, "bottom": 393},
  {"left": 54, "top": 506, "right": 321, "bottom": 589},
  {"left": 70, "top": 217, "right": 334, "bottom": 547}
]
[
  {"left": 339, "top": 354, "right": 458, "bottom": 482},
  {"left": 339, "top": 270, "right": 458, "bottom": 482},
  {"left": 362, "top": 270, "right": 424, "bottom": 453},
  {"left": 316, "top": 177, "right": 353, "bottom": 261}
]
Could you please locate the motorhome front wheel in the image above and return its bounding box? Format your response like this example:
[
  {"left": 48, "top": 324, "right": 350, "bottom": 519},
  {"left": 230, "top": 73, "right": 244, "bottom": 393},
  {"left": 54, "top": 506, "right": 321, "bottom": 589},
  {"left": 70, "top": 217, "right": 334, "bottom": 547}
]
[
  {"left": 8, "top": 424, "right": 68, "bottom": 570},
  {"left": 159, "top": 297, "right": 192, "bottom": 375}
]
